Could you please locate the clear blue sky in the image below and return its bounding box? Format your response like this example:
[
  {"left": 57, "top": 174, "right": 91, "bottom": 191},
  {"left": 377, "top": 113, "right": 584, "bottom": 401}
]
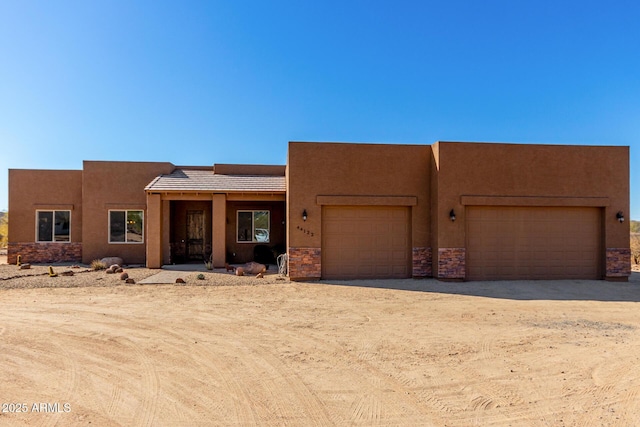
[{"left": 1, "top": 1, "right": 638, "bottom": 219}]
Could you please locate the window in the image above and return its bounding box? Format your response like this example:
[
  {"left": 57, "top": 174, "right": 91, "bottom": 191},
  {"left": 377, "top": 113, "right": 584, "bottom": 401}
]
[
  {"left": 237, "top": 210, "right": 270, "bottom": 243},
  {"left": 109, "top": 210, "right": 144, "bottom": 243},
  {"left": 37, "top": 210, "right": 71, "bottom": 242}
]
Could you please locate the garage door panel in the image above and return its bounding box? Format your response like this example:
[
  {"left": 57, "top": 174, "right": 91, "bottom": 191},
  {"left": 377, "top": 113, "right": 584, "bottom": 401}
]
[
  {"left": 467, "top": 206, "right": 602, "bottom": 280},
  {"left": 322, "top": 206, "right": 411, "bottom": 279}
]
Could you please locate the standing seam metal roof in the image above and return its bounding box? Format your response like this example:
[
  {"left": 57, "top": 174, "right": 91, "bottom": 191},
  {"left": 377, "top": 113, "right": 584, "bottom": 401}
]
[{"left": 145, "top": 169, "right": 286, "bottom": 192}]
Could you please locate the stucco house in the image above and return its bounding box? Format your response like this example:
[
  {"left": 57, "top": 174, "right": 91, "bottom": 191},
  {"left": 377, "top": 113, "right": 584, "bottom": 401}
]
[{"left": 7, "top": 141, "right": 631, "bottom": 281}]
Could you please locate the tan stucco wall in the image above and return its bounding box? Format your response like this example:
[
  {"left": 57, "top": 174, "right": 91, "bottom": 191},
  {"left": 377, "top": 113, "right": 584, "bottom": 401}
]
[
  {"left": 287, "top": 142, "right": 432, "bottom": 251},
  {"left": 81, "top": 161, "right": 174, "bottom": 264},
  {"left": 213, "top": 164, "right": 286, "bottom": 176},
  {"left": 8, "top": 169, "right": 83, "bottom": 243},
  {"left": 433, "top": 142, "right": 630, "bottom": 250}
]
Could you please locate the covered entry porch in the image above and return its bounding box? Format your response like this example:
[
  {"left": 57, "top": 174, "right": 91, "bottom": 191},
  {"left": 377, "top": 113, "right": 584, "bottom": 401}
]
[{"left": 145, "top": 166, "right": 286, "bottom": 269}]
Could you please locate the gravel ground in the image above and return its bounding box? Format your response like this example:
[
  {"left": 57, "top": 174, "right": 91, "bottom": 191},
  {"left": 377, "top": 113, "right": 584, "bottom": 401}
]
[{"left": 0, "top": 262, "right": 288, "bottom": 289}]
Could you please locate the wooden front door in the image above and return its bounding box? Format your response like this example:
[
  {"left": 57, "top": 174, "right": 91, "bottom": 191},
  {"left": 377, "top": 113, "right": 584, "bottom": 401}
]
[{"left": 187, "top": 210, "right": 205, "bottom": 260}]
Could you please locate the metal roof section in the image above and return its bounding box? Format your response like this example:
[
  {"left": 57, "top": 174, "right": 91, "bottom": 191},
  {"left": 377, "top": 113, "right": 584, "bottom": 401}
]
[{"left": 145, "top": 169, "right": 286, "bottom": 193}]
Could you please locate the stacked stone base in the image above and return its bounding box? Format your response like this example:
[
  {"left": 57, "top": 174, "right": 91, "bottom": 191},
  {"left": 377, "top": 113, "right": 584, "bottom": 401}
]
[
  {"left": 8, "top": 242, "right": 82, "bottom": 264},
  {"left": 412, "top": 247, "right": 432, "bottom": 277},
  {"left": 437, "top": 248, "right": 466, "bottom": 280},
  {"left": 606, "top": 248, "right": 631, "bottom": 279},
  {"left": 288, "top": 247, "right": 321, "bottom": 280}
]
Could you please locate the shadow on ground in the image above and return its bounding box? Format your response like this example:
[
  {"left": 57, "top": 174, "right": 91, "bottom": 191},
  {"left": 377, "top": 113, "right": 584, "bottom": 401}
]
[{"left": 315, "top": 272, "right": 640, "bottom": 302}]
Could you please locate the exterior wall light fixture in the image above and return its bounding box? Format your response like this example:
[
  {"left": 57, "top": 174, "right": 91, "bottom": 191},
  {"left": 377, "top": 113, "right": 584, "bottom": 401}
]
[
  {"left": 302, "top": 209, "right": 308, "bottom": 221},
  {"left": 449, "top": 209, "right": 456, "bottom": 222},
  {"left": 616, "top": 211, "right": 625, "bottom": 223}
]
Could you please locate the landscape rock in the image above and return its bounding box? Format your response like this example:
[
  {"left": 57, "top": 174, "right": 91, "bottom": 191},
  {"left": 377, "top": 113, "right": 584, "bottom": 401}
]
[
  {"left": 19, "top": 263, "right": 31, "bottom": 270},
  {"left": 235, "top": 267, "right": 244, "bottom": 276},
  {"left": 244, "top": 262, "right": 266, "bottom": 275},
  {"left": 101, "top": 257, "right": 123, "bottom": 268},
  {"left": 120, "top": 272, "right": 129, "bottom": 280},
  {"left": 125, "top": 278, "right": 135, "bottom": 284},
  {"left": 60, "top": 270, "right": 74, "bottom": 277},
  {"left": 176, "top": 278, "right": 185, "bottom": 284}
]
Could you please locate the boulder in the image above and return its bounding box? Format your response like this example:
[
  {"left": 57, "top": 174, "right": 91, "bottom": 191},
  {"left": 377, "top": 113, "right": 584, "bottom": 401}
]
[
  {"left": 125, "top": 278, "right": 135, "bottom": 284},
  {"left": 101, "top": 257, "right": 123, "bottom": 267},
  {"left": 235, "top": 267, "right": 244, "bottom": 276},
  {"left": 176, "top": 278, "right": 186, "bottom": 284},
  {"left": 244, "top": 262, "right": 266, "bottom": 275},
  {"left": 120, "top": 272, "right": 129, "bottom": 280}
]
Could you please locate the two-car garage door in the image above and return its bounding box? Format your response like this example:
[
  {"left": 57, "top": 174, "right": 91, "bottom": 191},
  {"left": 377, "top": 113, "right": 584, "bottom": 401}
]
[
  {"left": 466, "top": 206, "right": 603, "bottom": 280},
  {"left": 322, "top": 206, "right": 411, "bottom": 279}
]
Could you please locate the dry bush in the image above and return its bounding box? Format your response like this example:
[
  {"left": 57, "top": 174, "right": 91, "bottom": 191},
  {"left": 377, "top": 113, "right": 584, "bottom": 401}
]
[
  {"left": 0, "top": 212, "right": 7, "bottom": 249},
  {"left": 631, "top": 234, "right": 640, "bottom": 265},
  {"left": 90, "top": 259, "right": 107, "bottom": 270}
]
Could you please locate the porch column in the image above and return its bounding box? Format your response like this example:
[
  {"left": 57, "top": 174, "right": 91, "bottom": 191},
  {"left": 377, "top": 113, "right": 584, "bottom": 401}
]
[
  {"left": 146, "top": 193, "right": 163, "bottom": 269},
  {"left": 162, "top": 200, "right": 170, "bottom": 265},
  {"left": 212, "top": 193, "right": 227, "bottom": 267}
]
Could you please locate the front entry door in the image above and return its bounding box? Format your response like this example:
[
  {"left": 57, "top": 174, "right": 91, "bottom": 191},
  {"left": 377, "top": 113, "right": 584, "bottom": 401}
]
[{"left": 187, "top": 210, "right": 205, "bottom": 260}]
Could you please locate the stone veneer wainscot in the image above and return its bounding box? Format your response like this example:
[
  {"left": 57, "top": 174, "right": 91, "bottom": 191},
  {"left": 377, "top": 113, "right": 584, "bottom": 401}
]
[
  {"left": 288, "top": 247, "right": 321, "bottom": 280},
  {"left": 8, "top": 242, "right": 82, "bottom": 264},
  {"left": 438, "top": 247, "right": 466, "bottom": 280},
  {"left": 606, "top": 248, "right": 631, "bottom": 278},
  {"left": 412, "top": 247, "right": 432, "bottom": 277}
]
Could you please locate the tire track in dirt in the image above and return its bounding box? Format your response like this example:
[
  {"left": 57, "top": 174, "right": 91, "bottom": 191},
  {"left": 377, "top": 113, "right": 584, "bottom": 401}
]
[
  {"left": 106, "top": 383, "right": 123, "bottom": 418},
  {"left": 226, "top": 335, "right": 335, "bottom": 425},
  {"left": 117, "top": 315, "right": 260, "bottom": 426},
  {"left": 464, "top": 330, "right": 557, "bottom": 425},
  {"left": 570, "top": 353, "right": 640, "bottom": 425},
  {"left": 349, "top": 394, "right": 382, "bottom": 425},
  {"left": 36, "top": 339, "right": 79, "bottom": 427},
  {"left": 127, "top": 336, "right": 160, "bottom": 427},
  {"left": 209, "top": 311, "right": 450, "bottom": 426},
  {"left": 188, "top": 312, "right": 334, "bottom": 425},
  {"left": 47, "top": 313, "right": 169, "bottom": 426}
]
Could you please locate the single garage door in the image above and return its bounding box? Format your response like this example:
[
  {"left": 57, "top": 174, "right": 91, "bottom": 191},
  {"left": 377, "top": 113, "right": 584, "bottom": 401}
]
[
  {"left": 322, "top": 206, "right": 411, "bottom": 279},
  {"left": 466, "top": 206, "right": 602, "bottom": 280}
]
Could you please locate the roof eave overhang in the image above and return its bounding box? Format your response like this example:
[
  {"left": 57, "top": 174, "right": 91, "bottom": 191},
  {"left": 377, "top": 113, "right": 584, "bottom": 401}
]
[{"left": 145, "top": 189, "right": 286, "bottom": 201}]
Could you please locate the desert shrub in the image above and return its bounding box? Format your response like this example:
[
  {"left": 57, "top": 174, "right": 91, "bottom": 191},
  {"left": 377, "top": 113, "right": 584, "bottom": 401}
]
[
  {"left": 204, "top": 255, "right": 213, "bottom": 270},
  {"left": 91, "top": 259, "right": 107, "bottom": 270},
  {"left": 631, "top": 234, "right": 640, "bottom": 265},
  {"left": 0, "top": 212, "right": 7, "bottom": 249},
  {"left": 197, "top": 273, "right": 205, "bottom": 280}
]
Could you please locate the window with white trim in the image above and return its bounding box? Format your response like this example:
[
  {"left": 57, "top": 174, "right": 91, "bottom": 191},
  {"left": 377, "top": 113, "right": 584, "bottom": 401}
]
[
  {"left": 237, "top": 210, "right": 270, "bottom": 243},
  {"left": 109, "top": 210, "right": 144, "bottom": 243},
  {"left": 37, "top": 210, "right": 71, "bottom": 242}
]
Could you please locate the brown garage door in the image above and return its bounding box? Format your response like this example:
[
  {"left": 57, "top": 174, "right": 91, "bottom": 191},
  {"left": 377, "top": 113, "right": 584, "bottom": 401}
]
[
  {"left": 322, "top": 206, "right": 411, "bottom": 279},
  {"left": 466, "top": 206, "right": 602, "bottom": 280}
]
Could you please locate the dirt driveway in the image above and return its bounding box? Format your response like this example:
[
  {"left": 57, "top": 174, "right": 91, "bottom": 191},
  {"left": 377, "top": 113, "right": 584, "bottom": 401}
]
[{"left": 1, "top": 272, "right": 640, "bottom": 426}]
